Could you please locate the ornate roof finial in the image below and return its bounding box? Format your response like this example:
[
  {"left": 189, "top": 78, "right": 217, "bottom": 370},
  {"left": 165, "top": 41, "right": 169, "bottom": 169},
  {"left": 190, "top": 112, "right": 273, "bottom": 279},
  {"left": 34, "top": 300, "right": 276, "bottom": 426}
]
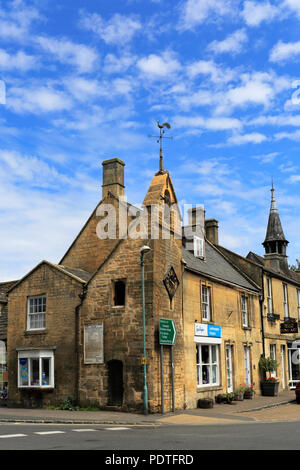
[{"left": 270, "top": 179, "right": 277, "bottom": 213}]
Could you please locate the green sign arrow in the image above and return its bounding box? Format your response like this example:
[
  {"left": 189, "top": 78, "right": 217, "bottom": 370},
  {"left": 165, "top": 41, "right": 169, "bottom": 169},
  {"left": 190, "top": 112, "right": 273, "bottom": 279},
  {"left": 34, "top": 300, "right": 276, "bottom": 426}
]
[{"left": 159, "top": 318, "right": 177, "bottom": 345}]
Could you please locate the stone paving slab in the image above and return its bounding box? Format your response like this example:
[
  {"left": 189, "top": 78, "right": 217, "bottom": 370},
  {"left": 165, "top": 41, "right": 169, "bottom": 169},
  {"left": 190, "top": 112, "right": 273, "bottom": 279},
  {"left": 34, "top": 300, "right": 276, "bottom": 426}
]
[{"left": 0, "top": 391, "right": 297, "bottom": 425}]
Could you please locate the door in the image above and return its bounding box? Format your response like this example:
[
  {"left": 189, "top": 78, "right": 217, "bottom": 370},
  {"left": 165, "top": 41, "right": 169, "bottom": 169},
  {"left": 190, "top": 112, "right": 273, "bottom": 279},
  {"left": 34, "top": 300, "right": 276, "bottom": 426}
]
[
  {"left": 281, "top": 345, "right": 286, "bottom": 389},
  {"left": 244, "top": 346, "right": 251, "bottom": 386},
  {"left": 107, "top": 360, "right": 124, "bottom": 406},
  {"left": 226, "top": 346, "right": 233, "bottom": 393}
]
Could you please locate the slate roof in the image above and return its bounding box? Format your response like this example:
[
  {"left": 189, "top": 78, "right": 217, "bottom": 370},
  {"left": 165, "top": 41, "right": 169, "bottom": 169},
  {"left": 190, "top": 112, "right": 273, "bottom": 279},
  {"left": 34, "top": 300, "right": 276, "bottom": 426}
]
[
  {"left": 0, "top": 280, "right": 18, "bottom": 302},
  {"left": 263, "top": 187, "right": 288, "bottom": 244},
  {"left": 183, "top": 242, "right": 258, "bottom": 292},
  {"left": 247, "top": 251, "right": 300, "bottom": 286},
  {"left": 58, "top": 265, "right": 93, "bottom": 283}
]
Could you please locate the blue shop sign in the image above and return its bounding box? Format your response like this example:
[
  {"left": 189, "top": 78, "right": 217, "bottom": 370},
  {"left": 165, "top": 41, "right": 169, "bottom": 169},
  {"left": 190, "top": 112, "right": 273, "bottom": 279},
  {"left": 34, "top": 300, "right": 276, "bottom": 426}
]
[
  {"left": 207, "top": 324, "right": 221, "bottom": 338},
  {"left": 195, "top": 323, "right": 222, "bottom": 338}
]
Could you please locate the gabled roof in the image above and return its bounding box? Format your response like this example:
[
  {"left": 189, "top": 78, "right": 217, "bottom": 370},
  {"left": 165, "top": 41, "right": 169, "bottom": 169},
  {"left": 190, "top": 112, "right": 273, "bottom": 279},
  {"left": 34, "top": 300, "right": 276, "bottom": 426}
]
[
  {"left": 8, "top": 261, "right": 92, "bottom": 294},
  {"left": 183, "top": 241, "right": 259, "bottom": 292},
  {"left": 247, "top": 251, "right": 300, "bottom": 286},
  {"left": 0, "top": 280, "right": 19, "bottom": 302}
]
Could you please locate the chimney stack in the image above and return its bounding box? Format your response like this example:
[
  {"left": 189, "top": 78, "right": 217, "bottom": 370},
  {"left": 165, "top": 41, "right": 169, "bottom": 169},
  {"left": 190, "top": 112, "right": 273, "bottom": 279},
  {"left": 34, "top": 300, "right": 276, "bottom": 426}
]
[
  {"left": 102, "top": 158, "right": 125, "bottom": 199},
  {"left": 205, "top": 219, "right": 219, "bottom": 245}
]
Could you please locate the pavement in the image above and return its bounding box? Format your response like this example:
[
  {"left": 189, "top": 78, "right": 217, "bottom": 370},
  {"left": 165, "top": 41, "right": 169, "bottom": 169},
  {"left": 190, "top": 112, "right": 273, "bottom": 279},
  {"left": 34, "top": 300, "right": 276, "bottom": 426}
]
[{"left": 0, "top": 390, "right": 298, "bottom": 426}]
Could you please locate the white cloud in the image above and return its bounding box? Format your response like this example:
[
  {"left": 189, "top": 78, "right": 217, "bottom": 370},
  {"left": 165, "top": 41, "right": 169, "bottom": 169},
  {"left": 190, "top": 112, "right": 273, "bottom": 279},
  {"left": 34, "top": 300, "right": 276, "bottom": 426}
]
[
  {"left": 173, "top": 115, "right": 242, "bottom": 131},
  {"left": 8, "top": 85, "right": 73, "bottom": 114},
  {"left": 186, "top": 60, "right": 236, "bottom": 83},
  {"left": 227, "top": 132, "right": 267, "bottom": 145},
  {"left": 216, "top": 71, "right": 290, "bottom": 114},
  {"left": 80, "top": 11, "right": 142, "bottom": 45},
  {"left": 0, "top": 49, "right": 35, "bottom": 71},
  {"left": 103, "top": 53, "right": 136, "bottom": 74},
  {"left": 283, "top": 0, "right": 300, "bottom": 18},
  {"left": 270, "top": 40, "right": 300, "bottom": 63},
  {"left": 275, "top": 129, "right": 300, "bottom": 141},
  {"left": 37, "top": 36, "right": 99, "bottom": 73},
  {"left": 252, "top": 152, "right": 279, "bottom": 163},
  {"left": 137, "top": 51, "right": 181, "bottom": 79},
  {"left": 0, "top": 0, "right": 41, "bottom": 41},
  {"left": 178, "top": 0, "right": 235, "bottom": 30},
  {"left": 207, "top": 29, "right": 248, "bottom": 55},
  {"left": 241, "top": 1, "right": 281, "bottom": 27}
]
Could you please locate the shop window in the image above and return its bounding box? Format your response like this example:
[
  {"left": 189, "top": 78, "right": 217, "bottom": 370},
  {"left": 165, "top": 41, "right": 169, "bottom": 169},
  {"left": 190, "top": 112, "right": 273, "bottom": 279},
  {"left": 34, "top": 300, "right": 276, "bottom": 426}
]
[
  {"left": 196, "top": 344, "right": 219, "bottom": 387},
  {"left": 113, "top": 280, "right": 126, "bottom": 307},
  {"left": 18, "top": 350, "right": 54, "bottom": 388},
  {"left": 27, "top": 295, "right": 46, "bottom": 330}
]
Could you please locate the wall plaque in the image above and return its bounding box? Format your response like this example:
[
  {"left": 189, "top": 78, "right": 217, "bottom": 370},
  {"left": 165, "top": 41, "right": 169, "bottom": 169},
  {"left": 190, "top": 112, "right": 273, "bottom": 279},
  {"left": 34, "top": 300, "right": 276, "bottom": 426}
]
[{"left": 84, "top": 323, "right": 104, "bottom": 364}]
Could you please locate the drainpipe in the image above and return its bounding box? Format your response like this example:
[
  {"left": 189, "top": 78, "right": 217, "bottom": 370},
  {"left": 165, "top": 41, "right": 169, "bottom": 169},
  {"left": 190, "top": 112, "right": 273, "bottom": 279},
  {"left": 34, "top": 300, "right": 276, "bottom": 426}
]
[
  {"left": 260, "top": 270, "right": 266, "bottom": 358},
  {"left": 75, "top": 285, "right": 87, "bottom": 405}
]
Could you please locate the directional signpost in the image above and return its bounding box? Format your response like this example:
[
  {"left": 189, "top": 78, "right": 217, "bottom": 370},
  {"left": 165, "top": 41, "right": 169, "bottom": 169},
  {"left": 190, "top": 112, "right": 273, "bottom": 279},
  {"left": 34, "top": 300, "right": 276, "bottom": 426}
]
[
  {"left": 159, "top": 318, "right": 177, "bottom": 345},
  {"left": 159, "top": 319, "right": 177, "bottom": 414}
]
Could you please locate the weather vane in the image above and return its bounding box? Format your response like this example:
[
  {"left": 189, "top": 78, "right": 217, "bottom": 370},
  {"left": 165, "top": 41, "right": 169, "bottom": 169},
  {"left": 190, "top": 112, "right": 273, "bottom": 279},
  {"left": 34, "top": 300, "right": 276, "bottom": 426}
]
[{"left": 149, "top": 121, "right": 172, "bottom": 173}]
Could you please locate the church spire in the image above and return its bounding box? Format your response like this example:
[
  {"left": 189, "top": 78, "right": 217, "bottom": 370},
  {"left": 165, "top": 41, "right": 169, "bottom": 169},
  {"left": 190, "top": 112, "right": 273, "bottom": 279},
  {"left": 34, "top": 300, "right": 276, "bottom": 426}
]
[{"left": 262, "top": 184, "right": 289, "bottom": 271}]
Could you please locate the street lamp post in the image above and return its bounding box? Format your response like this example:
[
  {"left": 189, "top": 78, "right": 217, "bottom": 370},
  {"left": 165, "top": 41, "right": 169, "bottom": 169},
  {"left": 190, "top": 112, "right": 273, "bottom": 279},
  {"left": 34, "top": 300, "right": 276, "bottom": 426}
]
[{"left": 140, "top": 245, "right": 151, "bottom": 415}]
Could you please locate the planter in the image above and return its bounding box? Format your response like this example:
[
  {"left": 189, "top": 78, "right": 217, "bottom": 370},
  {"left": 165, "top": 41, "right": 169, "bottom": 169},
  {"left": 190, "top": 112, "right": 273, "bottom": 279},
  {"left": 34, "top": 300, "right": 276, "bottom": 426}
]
[
  {"left": 243, "top": 391, "right": 253, "bottom": 399},
  {"left": 198, "top": 398, "right": 214, "bottom": 409},
  {"left": 233, "top": 392, "right": 244, "bottom": 401},
  {"left": 261, "top": 381, "right": 279, "bottom": 396}
]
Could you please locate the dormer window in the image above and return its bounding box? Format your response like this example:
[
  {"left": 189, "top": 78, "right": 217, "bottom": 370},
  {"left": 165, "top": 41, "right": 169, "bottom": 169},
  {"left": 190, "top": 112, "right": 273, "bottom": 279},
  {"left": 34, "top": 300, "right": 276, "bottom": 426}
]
[{"left": 194, "top": 236, "right": 204, "bottom": 258}]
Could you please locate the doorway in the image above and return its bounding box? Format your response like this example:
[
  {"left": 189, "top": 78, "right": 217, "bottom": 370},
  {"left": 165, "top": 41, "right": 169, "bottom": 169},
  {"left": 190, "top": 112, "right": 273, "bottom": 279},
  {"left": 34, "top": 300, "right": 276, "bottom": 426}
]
[
  {"left": 281, "top": 345, "right": 286, "bottom": 389},
  {"left": 244, "top": 346, "right": 251, "bottom": 386},
  {"left": 107, "top": 360, "right": 124, "bottom": 406},
  {"left": 226, "top": 346, "right": 233, "bottom": 393}
]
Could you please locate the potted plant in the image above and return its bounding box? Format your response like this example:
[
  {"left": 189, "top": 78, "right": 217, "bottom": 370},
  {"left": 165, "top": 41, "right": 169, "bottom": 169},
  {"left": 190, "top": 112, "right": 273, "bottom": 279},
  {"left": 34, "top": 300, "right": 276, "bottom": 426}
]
[
  {"left": 259, "top": 356, "right": 279, "bottom": 396},
  {"left": 243, "top": 384, "right": 254, "bottom": 399},
  {"left": 233, "top": 386, "right": 244, "bottom": 401}
]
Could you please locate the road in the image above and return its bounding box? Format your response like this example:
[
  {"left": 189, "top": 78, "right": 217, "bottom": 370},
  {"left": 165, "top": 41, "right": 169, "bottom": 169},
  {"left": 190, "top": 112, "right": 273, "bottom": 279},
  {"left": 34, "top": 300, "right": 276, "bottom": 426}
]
[{"left": 0, "top": 420, "right": 300, "bottom": 451}]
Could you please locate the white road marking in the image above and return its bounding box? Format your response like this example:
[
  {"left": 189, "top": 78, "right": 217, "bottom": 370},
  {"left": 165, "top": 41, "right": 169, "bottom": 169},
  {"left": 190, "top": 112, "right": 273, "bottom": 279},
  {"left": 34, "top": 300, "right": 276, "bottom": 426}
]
[
  {"left": 106, "top": 427, "right": 130, "bottom": 431},
  {"left": 72, "top": 429, "right": 97, "bottom": 432},
  {"left": 0, "top": 434, "right": 27, "bottom": 438},
  {"left": 34, "top": 431, "right": 66, "bottom": 435}
]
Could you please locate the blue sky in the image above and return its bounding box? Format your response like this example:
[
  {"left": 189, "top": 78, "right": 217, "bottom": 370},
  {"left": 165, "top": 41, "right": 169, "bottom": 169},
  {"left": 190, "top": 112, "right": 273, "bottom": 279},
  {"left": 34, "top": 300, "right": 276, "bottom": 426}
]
[{"left": 1, "top": 0, "right": 300, "bottom": 281}]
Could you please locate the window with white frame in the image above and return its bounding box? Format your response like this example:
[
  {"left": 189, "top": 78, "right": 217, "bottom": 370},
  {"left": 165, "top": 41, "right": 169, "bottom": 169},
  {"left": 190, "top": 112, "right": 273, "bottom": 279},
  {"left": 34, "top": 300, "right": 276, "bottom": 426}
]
[
  {"left": 241, "top": 295, "right": 249, "bottom": 328},
  {"left": 201, "top": 285, "right": 211, "bottom": 322},
  {"left": 283, "top": 284, "right": 289, "bottom": 318},
  {"left": 266, "top": 277, "right": 273, "bottom": 314},
  {"left": 194, "top": 235, "right": 204, "bottom": 258},
  {"left": 270, "top": 344, "right": 277, "bottom": 378},
  {"left": 27, "top": 296, "right": 46, "bottom": 330},
  {"left": 196, "top": 344, "right": 219, "bottom": 387},
  {"left": 297, "top": 290, "right": 300, "bottom": 321},
  {"left": 18, "top": 350, "right": 54, "bottom": 388}
]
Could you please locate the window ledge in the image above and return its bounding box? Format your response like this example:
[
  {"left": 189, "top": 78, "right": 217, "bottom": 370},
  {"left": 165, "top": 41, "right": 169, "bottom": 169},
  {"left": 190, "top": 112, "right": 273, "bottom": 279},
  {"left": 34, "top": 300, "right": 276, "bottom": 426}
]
[
  {"left": 24, "top": 329, "right": 47, "bottom": 336},
  {"left": 242, "top": 326, "right": 252, "bottom": 331},
  {"left": 18, "top": 387, "right": 54, "bottom": 391},
  {"left": 197, "top": 386, "right": 222, "bottom": 392}
]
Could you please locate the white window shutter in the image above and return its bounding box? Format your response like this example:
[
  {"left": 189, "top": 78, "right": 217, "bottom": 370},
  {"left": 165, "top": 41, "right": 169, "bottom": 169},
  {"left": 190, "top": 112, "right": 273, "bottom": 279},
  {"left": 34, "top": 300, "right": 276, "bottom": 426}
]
[{"left": 194, "top": 236, "right": 204, "bottom": 258}]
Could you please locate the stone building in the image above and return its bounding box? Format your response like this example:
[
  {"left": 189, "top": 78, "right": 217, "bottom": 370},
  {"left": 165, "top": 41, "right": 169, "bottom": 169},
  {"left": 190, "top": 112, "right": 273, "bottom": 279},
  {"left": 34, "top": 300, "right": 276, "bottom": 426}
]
[
  {"left": 0, "top": 281, "right": 17, "bottom": 393},
  {"left": 217, "top": 185, "right": 300, "bottom": 393},
  {"left": 5, "top": 156, "right": 299, "bottom": 411}
]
